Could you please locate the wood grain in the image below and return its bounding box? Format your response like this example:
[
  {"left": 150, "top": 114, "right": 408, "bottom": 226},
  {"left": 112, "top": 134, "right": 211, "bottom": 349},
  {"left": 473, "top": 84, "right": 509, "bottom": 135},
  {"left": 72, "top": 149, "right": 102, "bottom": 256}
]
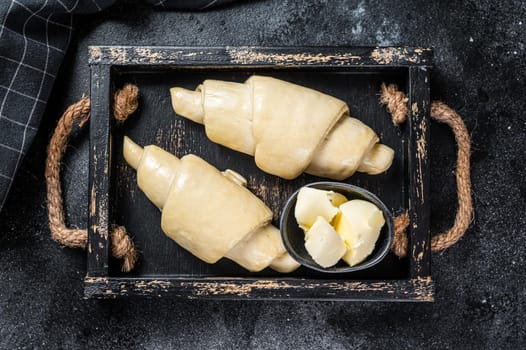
[
  {"left": 85, "top": 277, "right": 434, "bottom": 301},
  {"left": 87, "top": 64, "right": 111, "bottom": 277}
]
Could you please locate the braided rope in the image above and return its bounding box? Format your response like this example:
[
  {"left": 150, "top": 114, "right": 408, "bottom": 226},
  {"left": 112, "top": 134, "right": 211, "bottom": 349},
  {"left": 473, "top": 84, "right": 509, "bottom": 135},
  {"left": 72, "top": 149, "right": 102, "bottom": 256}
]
[
  {"left": 380, "top": 83, "right": 473, "bottom": 256},
  {"left": 46, "top": 85, "right": 139, "bottom": 272}
]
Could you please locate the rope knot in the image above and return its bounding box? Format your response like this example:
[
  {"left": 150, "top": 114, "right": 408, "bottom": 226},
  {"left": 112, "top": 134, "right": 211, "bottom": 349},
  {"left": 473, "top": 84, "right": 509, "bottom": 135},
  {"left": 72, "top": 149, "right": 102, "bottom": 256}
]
[
  {"left": 113, "top": 84, "right": 139, "bottom": 122},
  {"left": 111, "top": 226, "right": 138, "bottom": 272},
  {"left": 392, "top": 213, "right": 410, "bottom": 258},
  {"left": 380, "top": 83, "right": 408, "bottom": 125}
]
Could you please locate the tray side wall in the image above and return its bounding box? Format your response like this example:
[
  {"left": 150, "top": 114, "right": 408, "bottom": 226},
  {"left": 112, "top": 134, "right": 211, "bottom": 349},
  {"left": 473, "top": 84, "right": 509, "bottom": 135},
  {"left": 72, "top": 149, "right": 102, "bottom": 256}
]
[
  {"left": 88, "top": 64, "right": 112, "bottom": 277},
  {"left": 408, "top": 67, "right": 431, "bottom": 278},
  {"left": 85, "top": 277, "right": 434, "bottom": 302}
]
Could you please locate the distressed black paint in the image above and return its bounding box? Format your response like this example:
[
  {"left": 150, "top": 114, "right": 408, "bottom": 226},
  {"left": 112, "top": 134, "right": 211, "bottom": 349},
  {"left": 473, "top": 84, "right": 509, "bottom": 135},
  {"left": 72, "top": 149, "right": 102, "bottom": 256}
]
[{"left": 88, "top": 64, "right": 112, "bottom": 277}]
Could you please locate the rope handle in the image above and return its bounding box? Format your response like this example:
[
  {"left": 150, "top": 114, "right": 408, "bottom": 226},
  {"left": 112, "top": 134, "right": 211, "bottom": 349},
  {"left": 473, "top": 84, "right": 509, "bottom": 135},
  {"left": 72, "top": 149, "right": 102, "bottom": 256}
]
[
  {"left": 380, "top": 83, "right": 473, "bottom": 258},
  {"left": 45, "top": 84, "right": 140, "bottom": 272}
]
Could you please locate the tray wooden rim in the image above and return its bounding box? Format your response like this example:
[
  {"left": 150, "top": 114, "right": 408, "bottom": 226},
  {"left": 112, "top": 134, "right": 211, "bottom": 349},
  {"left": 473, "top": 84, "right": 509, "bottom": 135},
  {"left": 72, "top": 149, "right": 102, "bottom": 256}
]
[
  {"left": 88, "top": 45, "right": 433, "bottom": 67},
  {"left": 84, "top": 277, "right": 433, "bottom": 301},
  {"left": 87, "top": 45, "right": 433, "bottom": 301}
]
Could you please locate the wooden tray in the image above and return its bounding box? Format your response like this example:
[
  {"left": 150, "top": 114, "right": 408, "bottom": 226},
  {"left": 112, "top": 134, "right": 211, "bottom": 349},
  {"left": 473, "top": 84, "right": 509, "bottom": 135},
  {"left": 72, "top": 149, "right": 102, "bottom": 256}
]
[{"left": 85, "top": 46, "right": 433, "bottom": 301}]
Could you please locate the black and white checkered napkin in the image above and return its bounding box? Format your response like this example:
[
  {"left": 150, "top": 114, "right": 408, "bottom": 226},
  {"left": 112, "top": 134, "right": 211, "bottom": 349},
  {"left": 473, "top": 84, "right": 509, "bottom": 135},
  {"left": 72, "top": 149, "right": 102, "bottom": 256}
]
[{"left": 0, "top": 0, "right": 235, "bottom": 211}]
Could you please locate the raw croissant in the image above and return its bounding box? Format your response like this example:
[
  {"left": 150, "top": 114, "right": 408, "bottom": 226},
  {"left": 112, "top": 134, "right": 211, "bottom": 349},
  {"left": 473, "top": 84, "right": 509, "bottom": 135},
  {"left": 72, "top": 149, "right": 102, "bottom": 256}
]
[
  {"left": 123, "top": 136, "right": 300, "bottom": 273},
  {"left": 170, "top": 75, "right": 394, "bottom": 180}
]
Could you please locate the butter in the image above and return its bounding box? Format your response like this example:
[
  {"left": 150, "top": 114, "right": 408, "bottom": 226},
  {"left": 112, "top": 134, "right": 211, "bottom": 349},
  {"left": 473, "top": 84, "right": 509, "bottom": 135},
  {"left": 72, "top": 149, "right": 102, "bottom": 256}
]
[
  {"left": 304, "top": 216, "right": 346, "bottom": 268},
  {"left": 327, "top": 191, "right": 348, "bottom": 207},
  {"left": 334, "top": 199, "right": 385, "bottom": 266},
  {"left": 295, "top": 186, "right": 385, "bottom": 269},
  {"left": 294, "top": 187, "right": 340, "bottom": 230}
]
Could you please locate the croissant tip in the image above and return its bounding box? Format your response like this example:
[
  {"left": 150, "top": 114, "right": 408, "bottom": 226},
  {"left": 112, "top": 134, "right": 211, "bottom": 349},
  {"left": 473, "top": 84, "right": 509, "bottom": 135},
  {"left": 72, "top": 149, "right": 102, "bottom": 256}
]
[
  {"left": 123, "top": 136, "right": 143, "bottom": 170},
  {"left": 169, "top": 86, "right": 204, "bottom": 124}
]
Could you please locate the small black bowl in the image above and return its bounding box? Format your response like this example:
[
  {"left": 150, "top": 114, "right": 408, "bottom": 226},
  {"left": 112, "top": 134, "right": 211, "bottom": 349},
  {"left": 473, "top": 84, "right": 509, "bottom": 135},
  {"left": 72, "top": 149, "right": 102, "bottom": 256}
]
[{"left": 280, "top": 182, "right": 394, "bottom": 273}]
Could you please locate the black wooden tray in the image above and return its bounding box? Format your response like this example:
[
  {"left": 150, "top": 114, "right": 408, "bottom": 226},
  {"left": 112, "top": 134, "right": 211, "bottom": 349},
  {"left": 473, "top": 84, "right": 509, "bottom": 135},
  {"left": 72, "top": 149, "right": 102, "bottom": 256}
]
[{"left": 85, "top": 46, "right": 433, "bottom": 301}]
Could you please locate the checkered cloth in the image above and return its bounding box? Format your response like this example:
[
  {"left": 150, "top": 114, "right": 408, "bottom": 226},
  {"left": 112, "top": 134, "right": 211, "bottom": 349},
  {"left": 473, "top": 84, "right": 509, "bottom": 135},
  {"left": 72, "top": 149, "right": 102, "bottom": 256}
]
[{"left": 0, "top": 0, "right": 235, "bottom": 211}]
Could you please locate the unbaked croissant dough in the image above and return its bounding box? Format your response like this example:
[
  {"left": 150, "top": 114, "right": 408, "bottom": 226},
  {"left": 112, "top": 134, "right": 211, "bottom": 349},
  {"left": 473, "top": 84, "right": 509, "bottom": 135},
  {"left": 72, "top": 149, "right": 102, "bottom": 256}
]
[
  {"left": 170, "top": 75, "right": 394, "bottom": 180},
  {"left": 123, "top": 136, "right": 299, "bottom": 273}
]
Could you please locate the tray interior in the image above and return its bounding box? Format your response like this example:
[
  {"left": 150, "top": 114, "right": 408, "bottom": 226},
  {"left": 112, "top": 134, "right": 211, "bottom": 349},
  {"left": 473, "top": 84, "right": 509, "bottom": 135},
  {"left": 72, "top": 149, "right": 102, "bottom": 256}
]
[{"left": 109, "top": 67, "right": 409, "bottom": 279}]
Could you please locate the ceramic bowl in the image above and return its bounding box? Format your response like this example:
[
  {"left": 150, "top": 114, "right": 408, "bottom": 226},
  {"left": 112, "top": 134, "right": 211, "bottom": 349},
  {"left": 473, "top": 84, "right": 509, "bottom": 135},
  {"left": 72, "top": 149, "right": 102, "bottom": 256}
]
[{"left": 280, "top": 182, "right": 394, "bottom": 273}]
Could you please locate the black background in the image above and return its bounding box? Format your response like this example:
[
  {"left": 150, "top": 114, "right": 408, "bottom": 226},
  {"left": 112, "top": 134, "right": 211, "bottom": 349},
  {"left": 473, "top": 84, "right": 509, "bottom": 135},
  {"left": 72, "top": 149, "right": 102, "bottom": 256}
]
[{"left": 1, "top": 0, "right": 525, "bottom": 348}]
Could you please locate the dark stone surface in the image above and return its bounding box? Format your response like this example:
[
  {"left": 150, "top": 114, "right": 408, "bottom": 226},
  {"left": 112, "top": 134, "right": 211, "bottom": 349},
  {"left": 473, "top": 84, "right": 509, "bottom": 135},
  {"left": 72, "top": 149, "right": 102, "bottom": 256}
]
[{"left": 1, "top": 0, "right": 525, "bottom": 348}]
